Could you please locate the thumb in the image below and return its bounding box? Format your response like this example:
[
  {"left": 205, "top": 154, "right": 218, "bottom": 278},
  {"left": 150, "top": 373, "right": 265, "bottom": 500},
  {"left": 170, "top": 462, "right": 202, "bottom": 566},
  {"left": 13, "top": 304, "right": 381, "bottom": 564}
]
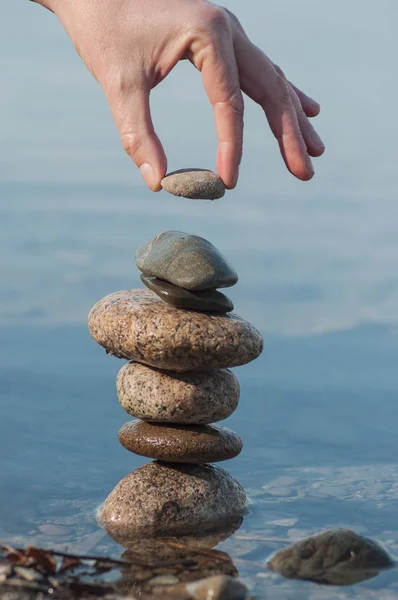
[{"left": 109, "top": 85, "right": 167, "bottom": 191}]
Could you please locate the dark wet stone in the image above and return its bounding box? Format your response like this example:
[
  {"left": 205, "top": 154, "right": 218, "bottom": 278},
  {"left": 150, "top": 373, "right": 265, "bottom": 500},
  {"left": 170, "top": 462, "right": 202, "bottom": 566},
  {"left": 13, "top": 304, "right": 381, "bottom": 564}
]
[
  {"left": 161, "top": 169, "right": 225, "bottom": 200},
  {"left": 88, "top": 289, "right": 263, "bottom": 372},
  {"left": 118, "top": 421, "right": 243, "bottom": 463},
  {"left": 267, "top": 529, "right": 395, "bottom": 585},
  {"left": 98, "top": 461, "right": 246, "bottom": 538},
  {"left": 141, "top": 275, "right": 234, "bottom": 313},
  {"left": 135, "top": 231, "right": 238, "bottom": 291}
]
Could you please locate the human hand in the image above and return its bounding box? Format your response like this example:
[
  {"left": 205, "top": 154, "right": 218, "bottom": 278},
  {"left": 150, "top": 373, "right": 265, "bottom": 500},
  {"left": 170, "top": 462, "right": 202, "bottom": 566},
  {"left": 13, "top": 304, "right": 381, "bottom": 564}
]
[{"left": 40, "top": 0, "right": 325, "bottom": 191}]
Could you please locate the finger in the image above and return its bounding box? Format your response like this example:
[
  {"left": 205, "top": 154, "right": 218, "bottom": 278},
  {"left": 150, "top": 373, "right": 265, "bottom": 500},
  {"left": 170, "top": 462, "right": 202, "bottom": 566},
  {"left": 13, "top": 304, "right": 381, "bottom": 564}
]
[
  {"left": 288, "top": 86, "right": 325, "bottom": 157},
  {"left": 199, "top": 37, "right": 244, "bottom": 189},
  {"left": 289, "top": 82, "right": 321, "bottom": 118},
  {"left": 235, "top": 37, "right": 314, "bottom": 180},
  {"left": 107, "top": 83, "right": 167, "bottom": 191}
]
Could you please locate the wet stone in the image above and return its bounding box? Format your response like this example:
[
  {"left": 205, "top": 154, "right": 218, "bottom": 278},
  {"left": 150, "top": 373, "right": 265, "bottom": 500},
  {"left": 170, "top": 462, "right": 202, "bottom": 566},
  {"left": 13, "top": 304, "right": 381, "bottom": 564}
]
[
  {"left": 118, "top": 421, "right": 243, "bottom": 463},
  {"left": 267, "top": 528, "right": 395, "bottom": 585},
  {"left": 136, "top": 230, "right": 238, "bottom": 291},
  {"left": 117, "top": 362, "right": 240, "bottom": 424},
  {"left": 98, "top": 461, "right": 247, "bottom": 538},
  {"left": 88, "top": 289, "right": 263, "bottom": 372},
  {"left": 186, "top": 575, "right": 248, "bottom": 600},
  {"left": 161, "top": 169, "right": 225, "bottom": 200},
  {"left": 141, "top": 275, "right": 234, "bottom": 313}
]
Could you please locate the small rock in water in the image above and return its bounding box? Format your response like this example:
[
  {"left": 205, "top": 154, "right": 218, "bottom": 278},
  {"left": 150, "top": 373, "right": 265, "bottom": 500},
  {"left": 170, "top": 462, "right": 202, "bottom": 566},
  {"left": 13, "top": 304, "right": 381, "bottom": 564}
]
[
  {"left": 117, "top": 362, "right": 240, "bottom": 424},
  {"left": 186, "top": 575, "right": 248, "bottom": 600},
  {"left": 161, "top": 169, "right": 225, "bottom": 200},
  {"left": 88, "top": 289, "right": 263, "bottom": 371},
  {"left": 267, "top": 529, "right": 395, "bottom": 585},
  {"left": 118, "top": 421, "right": 243, "bottom": 463},
  {"left": 98, "top": 461, "right": 246, "bottom": 538},
  {"left": 136, "top": 230, "right": 238, "bottom": 291},
  {"left": 141, "top": 275, "right": 234, "bottom": 313}
]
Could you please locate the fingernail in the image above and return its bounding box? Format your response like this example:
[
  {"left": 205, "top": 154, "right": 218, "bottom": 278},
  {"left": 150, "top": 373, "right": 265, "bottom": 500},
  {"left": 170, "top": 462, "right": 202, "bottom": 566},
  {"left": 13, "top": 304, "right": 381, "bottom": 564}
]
[
  {"left": 311, "top": 130, "right": 325, "bottom": 151},
  {"left": 306, "top": 154, "right": 315, "bottom": 176},
  {"left": 140, "top": 163, "right": 157, "bottom": 190},
  {"left": 230, "top": 166, "right": 239, "bottom": 189}
]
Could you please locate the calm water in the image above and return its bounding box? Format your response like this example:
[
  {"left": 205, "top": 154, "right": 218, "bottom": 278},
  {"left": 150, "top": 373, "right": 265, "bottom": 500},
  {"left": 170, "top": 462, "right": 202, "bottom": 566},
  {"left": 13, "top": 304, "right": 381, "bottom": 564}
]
[{"left": 1, "top": 1, "right": 398, "bottom": 598}]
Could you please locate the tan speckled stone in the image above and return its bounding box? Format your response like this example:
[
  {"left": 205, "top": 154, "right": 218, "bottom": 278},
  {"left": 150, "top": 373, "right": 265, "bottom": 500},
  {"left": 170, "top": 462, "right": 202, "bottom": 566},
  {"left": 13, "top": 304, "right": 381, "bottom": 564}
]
[
  {"left": 161, "top": 169, "right": 225, "bottom": 200},
  {"left": 118, "top": 421, "right": 243, "bottom": 463},
  {"left": 117, "top": 363, "right": 240, "bottom": 424},
  {"left": 98, "top": 461, "right": 246, "bottom": 537},
  {"left": 88, "top": 289, "right": 263, "bottom": 372}
]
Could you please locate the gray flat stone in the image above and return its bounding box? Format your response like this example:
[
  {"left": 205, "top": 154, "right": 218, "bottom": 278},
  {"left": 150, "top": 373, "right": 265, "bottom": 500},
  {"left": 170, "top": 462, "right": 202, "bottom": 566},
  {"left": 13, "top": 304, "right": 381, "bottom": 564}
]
[
  {"left": 118, "top": 421, "right": 243, "bottom": 463},
  {"left": 141, "top": 275, "right": 234, "bottom": 313},
  {"left": 136, "top": 230, "right": 238, "bottom": 291},
  {"left": 117, "top": 362, "right": 240, "bottom": 424},
  {"left": 267, "top": 529, "right": 395, "bottom": 585},
  {"left": 98, "top": 461, "right": 246, "bottom": 538},
  {"left": 161, "top": 169, "right": 225, "bottom": 200},
  {"left": 88, "top": 289, "right": 263, "bottom": 372}
]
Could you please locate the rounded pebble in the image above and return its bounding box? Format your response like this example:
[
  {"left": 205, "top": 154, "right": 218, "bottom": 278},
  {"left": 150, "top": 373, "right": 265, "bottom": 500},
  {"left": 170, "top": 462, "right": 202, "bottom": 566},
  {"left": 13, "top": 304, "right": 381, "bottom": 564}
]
[
  {"left": 136, "top": 230, "right": 238, "bottom": 291},
  {"left": 141, "top": 275, "right": 234, "bottom": 313},
  {"left": 88, "top": 289, "right": 263, "bottom": 371},
  {"left": 186, "top": 575, "right": 248, "bottom": 600},
  {"left": 161, "top": 169, "right": 225, "bottom": 200},
  {"left": 98, "top": 461, "right": 247, "bottom": 538},
  {"left": 267, "top": 529, "right": 395, "bottom": 585},
  {"left": 117, "top": 362, "right": 240, "bottom": 424},
  {"left": 118, "top": 421, "right": 243, "bottom": 463}
]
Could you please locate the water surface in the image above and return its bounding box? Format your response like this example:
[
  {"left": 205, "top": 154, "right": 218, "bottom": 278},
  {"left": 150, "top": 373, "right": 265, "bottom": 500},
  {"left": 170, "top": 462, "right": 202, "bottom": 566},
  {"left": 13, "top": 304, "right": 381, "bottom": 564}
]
[{"left": 1, "top": 1, "right": 398, "bottom": 598}]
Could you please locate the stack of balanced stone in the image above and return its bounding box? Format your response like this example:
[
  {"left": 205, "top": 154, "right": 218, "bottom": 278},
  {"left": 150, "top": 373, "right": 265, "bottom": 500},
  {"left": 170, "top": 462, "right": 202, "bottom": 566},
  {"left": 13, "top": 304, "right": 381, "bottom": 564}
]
[{"left": 88, "top": 230, "right": 263, "bottom": 545}]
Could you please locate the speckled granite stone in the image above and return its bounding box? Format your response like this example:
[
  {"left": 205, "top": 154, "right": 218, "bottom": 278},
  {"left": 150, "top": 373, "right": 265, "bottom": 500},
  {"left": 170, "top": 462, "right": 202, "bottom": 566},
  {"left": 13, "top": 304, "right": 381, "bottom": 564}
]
[
  {"left": 267, "top": 529, "right": 395, "bottom": 585},
  {"left": 118, "top": 421, "right": 243, "bottom": 463},
  {"left": 98, "top": 461, "right": 246, "bottom": 537},
  {"left": 141, "top": 275, "right": 234, "bottom": 313},
  {"left": 117, "top": 363, "right": 240, "bottom": 424},
  {"left": 136, "top": 231, "right": 238, "bottom": 291},
  {"left": 161, "top": 169, "right": 225, "bottom": 200},
  {"left": 88, "top": 289, "right": 263, "bottom": 371}
]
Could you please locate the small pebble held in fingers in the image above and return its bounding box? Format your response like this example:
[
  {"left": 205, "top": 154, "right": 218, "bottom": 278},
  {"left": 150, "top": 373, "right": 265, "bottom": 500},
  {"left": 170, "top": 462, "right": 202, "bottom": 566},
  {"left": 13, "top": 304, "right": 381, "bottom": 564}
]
[
  {"left": 141, "top": 275, "right": 234, "bottom": 313},
  {"left": 161, "top": 169, "right": 225, "bottom": 200},
  {"left": 117, "top": 362, "right": 240, "bottom": 424},
  {"left": 118, "top": 421, "right": 243, "bottom": 463},
  {"left": 136, "top": 230, "right": 238, "bottom": 291}
]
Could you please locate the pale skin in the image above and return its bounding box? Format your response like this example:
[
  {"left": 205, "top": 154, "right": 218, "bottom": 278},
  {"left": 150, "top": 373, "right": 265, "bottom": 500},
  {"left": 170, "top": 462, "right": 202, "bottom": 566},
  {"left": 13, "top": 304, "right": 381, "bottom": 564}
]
[{"left": 35, "top": 0, "right": 325, "bottom": 191}]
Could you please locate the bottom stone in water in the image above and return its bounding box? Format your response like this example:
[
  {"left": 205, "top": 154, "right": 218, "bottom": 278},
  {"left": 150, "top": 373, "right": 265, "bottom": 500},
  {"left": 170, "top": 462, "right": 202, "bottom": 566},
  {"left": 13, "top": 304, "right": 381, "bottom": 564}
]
[{"left": 98, "top": 461, "right": 246, "bottom": 539}]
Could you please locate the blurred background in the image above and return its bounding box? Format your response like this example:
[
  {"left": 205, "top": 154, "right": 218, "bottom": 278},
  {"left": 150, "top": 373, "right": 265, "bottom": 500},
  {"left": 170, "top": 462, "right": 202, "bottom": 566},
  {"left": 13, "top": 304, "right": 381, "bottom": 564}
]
[{"left": 1, "top": 2, "right": 398, "bottom": 595}]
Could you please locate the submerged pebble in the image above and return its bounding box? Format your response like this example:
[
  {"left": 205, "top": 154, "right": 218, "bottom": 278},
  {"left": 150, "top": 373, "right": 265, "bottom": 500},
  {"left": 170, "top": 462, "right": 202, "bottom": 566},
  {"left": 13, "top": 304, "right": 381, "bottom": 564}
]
[
  {"left": 117, "top": 362, "right": 240, "bottom": 424},
  {"left": 186, "top": 575, "right": 248, "bottom": 600},
  {"left": 141, "top": 275, "right": 234, "bottom": 313},
  {"left": 161, "top": 169, "right": 225, "bottom": 200},
  {"left": 136, "top": 230, "right": 238, "bottom": 291},
  {"left": 267, "top": 528, "right": 395, "bottom": 585},
  {"left": 118, "top": 421, "right": 243, "bottom": 463}
]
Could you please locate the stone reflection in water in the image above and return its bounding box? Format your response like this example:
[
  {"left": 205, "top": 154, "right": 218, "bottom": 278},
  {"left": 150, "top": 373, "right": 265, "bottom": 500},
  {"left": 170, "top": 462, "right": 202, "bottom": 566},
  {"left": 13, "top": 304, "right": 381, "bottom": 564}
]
[
  {"left": 107, "top": 516, "right": 246, "bottom": 598},
  {"left": 267, "top": 529, "right": 396, "bottom": 585}
]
